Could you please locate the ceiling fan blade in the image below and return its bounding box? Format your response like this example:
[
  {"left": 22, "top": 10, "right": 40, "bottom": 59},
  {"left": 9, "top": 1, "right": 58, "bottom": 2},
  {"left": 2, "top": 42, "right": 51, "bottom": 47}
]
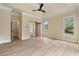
[
  {"left": 39, "top": 3, "right": 44, "bottom": 10},
  {"left": 41, "top": 10, "right": 46, "bottom": 13},
  {"left": 32, "top": 9, "right": 38, "bottom": 11},
  {"left": 32, "top": 10, "right": 35, "bottom": 11}
]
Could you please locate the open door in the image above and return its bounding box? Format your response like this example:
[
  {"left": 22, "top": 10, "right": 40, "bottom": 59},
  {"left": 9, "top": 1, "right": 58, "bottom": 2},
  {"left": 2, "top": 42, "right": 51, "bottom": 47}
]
[
  {"left": 29, "top": 21, "right": 41, "bottom": 37},
  {"left": 35, "top": 22, "right": 41, "bottom": 37}
]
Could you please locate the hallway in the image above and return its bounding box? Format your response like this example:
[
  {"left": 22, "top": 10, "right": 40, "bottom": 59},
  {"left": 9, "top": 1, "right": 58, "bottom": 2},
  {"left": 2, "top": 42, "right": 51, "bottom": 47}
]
[{"left": 0, "top": 37, "right": 79, "bottom": 56}]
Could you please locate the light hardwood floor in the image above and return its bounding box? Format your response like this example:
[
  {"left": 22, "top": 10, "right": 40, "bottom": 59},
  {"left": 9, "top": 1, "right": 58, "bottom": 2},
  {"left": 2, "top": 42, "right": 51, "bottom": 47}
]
[{"left": 0, "top": 37, "right": 79, "bottom": 56}]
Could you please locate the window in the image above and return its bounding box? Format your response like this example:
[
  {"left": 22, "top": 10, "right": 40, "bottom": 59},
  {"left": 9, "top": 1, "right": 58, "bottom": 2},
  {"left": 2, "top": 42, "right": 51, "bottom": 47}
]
[
  {"left": 42, "top": 20, "right": 48, "bottom": 33},
  {"left": 64, "top": 16, "right": 76, "bottom": 36}
]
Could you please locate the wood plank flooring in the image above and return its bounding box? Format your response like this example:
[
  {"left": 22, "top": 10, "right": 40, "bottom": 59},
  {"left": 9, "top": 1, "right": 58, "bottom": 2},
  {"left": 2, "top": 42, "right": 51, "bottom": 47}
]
[{"left": 0, "top": 37, "right": 79, "bottom": 56}]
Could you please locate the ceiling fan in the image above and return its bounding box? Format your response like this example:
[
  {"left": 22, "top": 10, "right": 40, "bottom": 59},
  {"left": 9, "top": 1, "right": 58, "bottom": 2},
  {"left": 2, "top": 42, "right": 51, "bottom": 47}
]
[{"left": 32, "top": 3, "right": 46, "bottom": 13}]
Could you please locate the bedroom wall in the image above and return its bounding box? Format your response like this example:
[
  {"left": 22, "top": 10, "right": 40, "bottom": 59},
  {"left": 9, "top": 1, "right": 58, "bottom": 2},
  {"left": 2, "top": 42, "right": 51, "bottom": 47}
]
[
  {"left": 22, "top": 13, "right": 30, "bottom": 40},
  {"left": 0, "top": 6, "right": 11, "bottom": 43},
  {"left": 44, "top": 10, "right": 79, "bottom": 43}
]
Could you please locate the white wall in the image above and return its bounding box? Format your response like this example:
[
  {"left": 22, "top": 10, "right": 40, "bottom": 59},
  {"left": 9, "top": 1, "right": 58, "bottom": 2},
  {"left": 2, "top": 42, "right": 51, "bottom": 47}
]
[
  {"left": 22, "top": 13, "right": 30, "bottom": 40},
  {"left": 22, "top": 12, "right": 41, "bottom": 40},
  {"left": 44, "top": 10, "right": 79, "bottom": 43},
  {"left": 0, "top": 6, "right": 11, "bottom": 44}
]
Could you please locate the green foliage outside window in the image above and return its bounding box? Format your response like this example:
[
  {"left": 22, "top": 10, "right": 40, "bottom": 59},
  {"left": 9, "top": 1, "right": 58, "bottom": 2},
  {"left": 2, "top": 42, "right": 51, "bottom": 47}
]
[{"left": 64, "top": 16, "right": 74, "bottom": 35}]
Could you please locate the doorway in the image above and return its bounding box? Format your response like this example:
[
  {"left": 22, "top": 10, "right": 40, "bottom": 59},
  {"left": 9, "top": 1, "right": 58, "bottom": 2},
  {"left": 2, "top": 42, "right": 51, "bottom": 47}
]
[
  {"left": 11, "top": 9, "right": 22, "bottom": 42},
  {"left": 29, "top": 21, "right": 41, "bottom": 37},
  {"left": 35, "top": 22, "right": 41, "bottom": 37}
]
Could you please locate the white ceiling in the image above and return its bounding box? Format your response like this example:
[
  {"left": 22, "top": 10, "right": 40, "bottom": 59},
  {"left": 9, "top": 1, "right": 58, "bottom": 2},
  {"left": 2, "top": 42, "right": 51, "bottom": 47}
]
[
  {"left": 43, "top": 3, "right": 77, "bottom": 18},
  {"left": 2, "top": 3, "right": 79, "bottom": 19}
]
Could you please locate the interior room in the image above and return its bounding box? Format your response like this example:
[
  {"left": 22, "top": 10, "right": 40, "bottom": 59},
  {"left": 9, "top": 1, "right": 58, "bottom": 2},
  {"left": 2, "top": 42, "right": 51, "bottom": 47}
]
[{"left": 0, "top": 3, "right": 79, "bottom": 56}]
